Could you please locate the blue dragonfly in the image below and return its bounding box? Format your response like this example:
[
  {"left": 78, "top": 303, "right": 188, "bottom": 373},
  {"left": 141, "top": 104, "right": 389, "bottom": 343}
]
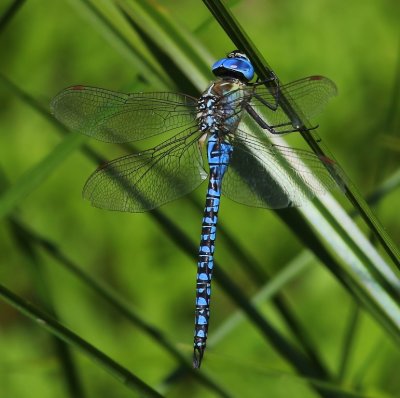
[{"left": 51, "top": 50, "right": 338, "bottom": 368}]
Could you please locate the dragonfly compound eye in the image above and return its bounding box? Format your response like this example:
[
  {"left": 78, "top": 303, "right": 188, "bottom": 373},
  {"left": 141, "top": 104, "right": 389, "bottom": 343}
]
[{"left": 212, "top": 55, "right": 255, "bottom": 82}]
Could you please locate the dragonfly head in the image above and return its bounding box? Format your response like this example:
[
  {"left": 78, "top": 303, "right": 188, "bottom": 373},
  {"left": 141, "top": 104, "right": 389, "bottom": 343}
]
[{"left": 212, "top": 50, "right": 254, "bottom": 82}]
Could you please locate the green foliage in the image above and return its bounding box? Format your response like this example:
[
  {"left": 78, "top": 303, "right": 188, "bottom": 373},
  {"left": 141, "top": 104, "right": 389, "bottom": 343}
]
[{"left": 0, "top": 0, "right": 399, "bottom": 397}]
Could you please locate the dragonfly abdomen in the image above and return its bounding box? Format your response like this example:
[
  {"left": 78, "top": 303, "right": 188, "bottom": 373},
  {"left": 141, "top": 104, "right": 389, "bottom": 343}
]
[{"left": 193, "top": 134, "right": 233, "bottom": 368}]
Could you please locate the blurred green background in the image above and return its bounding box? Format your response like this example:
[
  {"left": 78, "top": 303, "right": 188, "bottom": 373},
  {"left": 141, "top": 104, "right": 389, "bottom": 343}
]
[{"left": 0, "top": 0, "right": 399, "bottom": 397}]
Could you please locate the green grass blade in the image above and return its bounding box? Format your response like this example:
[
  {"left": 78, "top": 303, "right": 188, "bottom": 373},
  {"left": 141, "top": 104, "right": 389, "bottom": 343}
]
[
  {"left": 356, "top": 167, "right": 400, "bottom": 212},
  {"left": 0, "top": 173, "right": 85, "bottom": 398},
  {"left": 0, "top": 284, "right": 165, "bottom": 398},
  {"left": 337, "top": 304, "right": 360, "bottom": 383},
  {"left": 0, "top": 74, "right": 103, "bottom": 219},
  {"left": 116, "top": 0, "right": 213, "bottom": 91},
  {"left": 208, "top": 252, "right": 313, "bottom": 348},
  {"left": 0, "top": 0, "right": 26, "bottom": 32},
  {"left": 74, "top": 0, "right": 172, "bottom": 88},
  {"left": 0, "top": 130, "right": 86, "bottom": 220},
  {"left": 12, "top": 218, "right": 231, "bottom": 398}
]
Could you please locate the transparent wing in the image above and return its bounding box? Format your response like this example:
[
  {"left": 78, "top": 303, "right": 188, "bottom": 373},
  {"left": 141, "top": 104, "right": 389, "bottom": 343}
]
[
  {"left": 51, "top": 86, "right": 198, "bottom": 143},
  {"left": 83, "top": 127, "right": 207, "bottom": 212},
  {"left": 222, "top": 128, "right": 339, "bottom": 209},
  {"left": 226, "top": 76, "right": 337, "bottom": 134}
]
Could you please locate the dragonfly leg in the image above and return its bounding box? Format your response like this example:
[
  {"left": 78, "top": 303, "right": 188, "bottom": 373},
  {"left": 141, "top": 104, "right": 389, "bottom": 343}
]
[
  {"left": 245, "top": 103, "right": 273, "bottom": 130},
  {"left": 270, "top": 123, "right": 320, "bottom": 134},
  {"left": 245, "top": 103, "right": 285, "bottom": 134},
  {"left": 245, "top": 103, "right": 319, "bottom": 135},
  {"left": 248, "top": 73, "right": 281, "bottom": 111},
  {"left": 252, "top": 91, "right": 279, "bottom": 111}
]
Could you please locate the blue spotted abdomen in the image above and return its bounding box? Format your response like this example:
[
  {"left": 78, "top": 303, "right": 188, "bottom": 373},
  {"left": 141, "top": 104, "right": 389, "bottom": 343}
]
[{"left": 193, "top": 135, "right": 233, "bottom": 368}]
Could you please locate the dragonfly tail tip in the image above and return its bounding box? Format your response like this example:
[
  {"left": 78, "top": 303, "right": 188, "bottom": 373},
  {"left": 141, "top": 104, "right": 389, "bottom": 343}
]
[{"left": 193, "top": 347, "right": 205, "bottom": 369}]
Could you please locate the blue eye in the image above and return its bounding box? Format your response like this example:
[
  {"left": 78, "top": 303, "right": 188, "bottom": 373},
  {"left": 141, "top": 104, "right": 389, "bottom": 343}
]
[
  {"left": 211, "top": 58, "right": 225, "bottom": 71},
  {"left": 211, "top": 56, "right": 254, "bottom": 81}
]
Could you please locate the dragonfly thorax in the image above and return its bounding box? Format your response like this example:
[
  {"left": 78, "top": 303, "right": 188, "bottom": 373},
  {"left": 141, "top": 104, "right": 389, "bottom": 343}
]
[{"left": 197, "top": 79, "right": 247, "bottom": 137}]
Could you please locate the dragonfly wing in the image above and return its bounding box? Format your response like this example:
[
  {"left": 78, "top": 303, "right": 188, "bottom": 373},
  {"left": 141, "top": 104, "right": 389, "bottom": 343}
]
[
  {"left": 222, "top": 129, "right": 339, "bottom": 209},
  {"left": 234, "top": 76, "right": 337, "bottom": 134},
  {"left": 51, "top": 86, "right": 198, "bottom": 143},
  {"left": 83, "top": 127, "right": 207, "bottom": 212},
  {"left": 278, "top": 75, "right": 337, "bottom": 118}
]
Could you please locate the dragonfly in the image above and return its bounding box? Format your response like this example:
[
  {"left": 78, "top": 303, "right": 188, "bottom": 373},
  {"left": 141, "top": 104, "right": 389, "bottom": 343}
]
[{"left": 51, "top": 50, "right": 338, "bottom": 368}]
